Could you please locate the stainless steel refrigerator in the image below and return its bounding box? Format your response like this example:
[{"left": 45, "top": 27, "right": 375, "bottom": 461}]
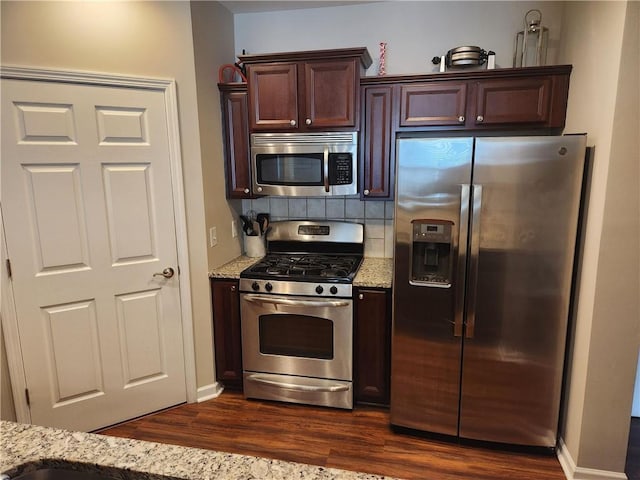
[{"left": 390, "top": 135, "right": 586, "bottom": 448}]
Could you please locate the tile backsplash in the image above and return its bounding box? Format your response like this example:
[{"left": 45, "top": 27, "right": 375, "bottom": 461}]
[{"left": 241, "top": 197, "right": 395, "bottom": 258}]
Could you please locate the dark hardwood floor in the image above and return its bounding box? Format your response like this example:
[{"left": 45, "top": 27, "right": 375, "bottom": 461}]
[{"left": 98, "top": 391, "right": 568, "bottom": 480}]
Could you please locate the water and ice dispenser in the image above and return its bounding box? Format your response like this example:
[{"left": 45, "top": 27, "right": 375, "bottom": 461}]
[{"left": 410, "top": 220, "right": 454, "bottom": 287}]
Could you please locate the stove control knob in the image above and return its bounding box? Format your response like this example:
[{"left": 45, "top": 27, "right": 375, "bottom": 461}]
[
  {"left": 251, "top": 281, "right": 260, "bottom": 291},
  {"left": 265, "top": 282, "right": 273, "bottom": 292},
  {"left": 330, "top": 286, "right": 338, "bottom": 295},
  {"left": 315, "top": 285, "right": 324, "bottom": 295}
]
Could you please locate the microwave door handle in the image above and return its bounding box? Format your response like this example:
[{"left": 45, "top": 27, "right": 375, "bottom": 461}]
[{"left": 323, "top": 147, "right": 330, "bottom": 193}]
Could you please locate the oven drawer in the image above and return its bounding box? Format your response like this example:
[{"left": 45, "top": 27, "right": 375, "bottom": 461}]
[
  {"left": 243, "top": 372, "right": 353, "bottom": 409},
  {"left": 240, "top": 293, "right": 353, "bottom": 381}
]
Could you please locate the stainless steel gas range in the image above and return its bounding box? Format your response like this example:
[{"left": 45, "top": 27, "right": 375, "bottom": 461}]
[{"left": 239, "top": 220, "right": 364, "bottom": 409}]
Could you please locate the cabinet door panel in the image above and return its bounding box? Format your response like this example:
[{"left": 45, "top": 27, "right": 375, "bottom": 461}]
[
  {"left": 399, "top": 83, "right": 467, "bottom": 127},
  {"left": 221, "top": 89, "right": 251, "bottom": 198},
  {"left": 211, "top": 279, "right": 243, "bottom": 389},
  {"left": 354, "top": 288, "right": 391, "bottom": 405},
  {"left": 361, "top": 86, "right": 394, "bottom": 199},
  {"left": 248, "top": 63, "right": 298, "bottom": 131},
  {"left": 474, "top": 77, "right": 551, "bottom": 126},
  {"left": 304, "top": 59, "right": 357, "bottom": 129}
]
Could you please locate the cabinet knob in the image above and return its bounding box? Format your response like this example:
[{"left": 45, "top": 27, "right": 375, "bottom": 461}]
[
  {"left": 305, "top": 118, "right": 312, "bottom": 125},
  {"left": 257, "top": 186, "right": 263, "bottom": 192},
  {"left": 458, "top": 116, "right": 465, "bottom": 123},
  {"left": 243, "top": 188, "right": 250, "bottom": 194},
  {"left": 231, "top": 285, "right": 236, "bottom": 291},
  {"left": 358, "top": 293, "right": 364, "bottom": 300},
  {"left": 476, "top": 115, "right": 484, "bottom": 123},
  {"left": 290, "top": 119, "right": 297, "bottom": 126},
  {"left": 363, "top": 189, "right": 370, "bottom": 196}
]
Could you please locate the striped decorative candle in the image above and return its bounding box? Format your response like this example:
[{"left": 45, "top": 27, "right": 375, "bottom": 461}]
[{"left": 379, "top": 42, "right": 387, "bottom": 76}]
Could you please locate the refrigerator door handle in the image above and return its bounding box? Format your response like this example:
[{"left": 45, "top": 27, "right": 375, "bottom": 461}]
[
  {"left": 465, "top": 184, "right": 482, "bottom": 339},
  {"left": 454, "top": 184, "right": 471, "bottom": 337}
]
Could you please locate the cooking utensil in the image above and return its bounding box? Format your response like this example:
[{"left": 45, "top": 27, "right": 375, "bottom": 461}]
[
  {"left": 256, "top": 213, "right": 270, "bottom": 235},
  {"left": 432, "top": 46, "right": 495, "bottom": 70},
  {"left": 240, "top": 215, "right": 254, "bottom": 235}
]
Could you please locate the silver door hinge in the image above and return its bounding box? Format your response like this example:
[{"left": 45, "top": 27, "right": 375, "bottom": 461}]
[
  {"left": 25, "top": 388, "right": 30, "bottom": 407},
  {"left": 6, "top": 259, "right": 11, "bottom": 279}
]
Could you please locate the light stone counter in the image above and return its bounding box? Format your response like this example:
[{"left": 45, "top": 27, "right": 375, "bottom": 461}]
[
  {"left": 1, "top": 420, "right": 397, "bottom": 480},
  {"left": 208, "top": 256, "right": 260, "bottom": 279},
  {"left": 353, "top": 258, "right": 393, "bottom": 289},
  {"left": 209, "top": 256, "right": 393, "bottom": 289}
]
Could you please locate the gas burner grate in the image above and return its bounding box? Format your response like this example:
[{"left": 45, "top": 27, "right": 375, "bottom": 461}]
[{"left": 242, "top": 253, "right": 362, "bottom": 282}]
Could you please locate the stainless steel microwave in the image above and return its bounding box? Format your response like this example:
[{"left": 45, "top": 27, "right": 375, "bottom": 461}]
[{"left": 250, "top": 132, "right": 358, "bottom": 196}]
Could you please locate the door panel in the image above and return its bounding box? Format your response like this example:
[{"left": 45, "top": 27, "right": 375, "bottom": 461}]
[
  {"left": 44, "top": 300, "right": 103, "bottom": 404},
  {"left": 459, "top": 136, "right": 586, "bottom": 446},
  {"left": 2, "top": 78, "right": 186, "bottom": 431},
  {"left": 23, "top": 164, "right": 90, "bottom": 272},
  {"left": 103, "top": 163, "right": 156, "bottom": 263},
  {"left": 116, "top": 289, "right": 166, "bottom": 385},
  {"left": 391, "top": 137, "right": 473, "bottom": 436}
]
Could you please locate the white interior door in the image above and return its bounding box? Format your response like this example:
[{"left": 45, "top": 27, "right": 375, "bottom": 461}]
[{"left": 1, "top": 77, "right": 187, "bottom": 431}]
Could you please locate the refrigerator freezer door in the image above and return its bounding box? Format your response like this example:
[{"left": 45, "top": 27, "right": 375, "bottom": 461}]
[
  {"left": 391, "top": 137, "right": 473, "bottom": 435},
  {"left": 459, "top": 135, "right": 587, "bottom": 447}
]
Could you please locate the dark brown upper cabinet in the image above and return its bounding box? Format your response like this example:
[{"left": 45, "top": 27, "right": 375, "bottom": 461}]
[
  {"left": 363, "top": 65, "right": 571, "bottom": 133},
  {"left": 218, "top": 83, "right": 253, "bottom": 199},
  {"left": 399, "top": 82, "right": 468, "bottom": 128},
  {"left": 471, "top": 75, "right": 563, "bottom": 127},
  {"left": 240, "top": 48, "right": 372, "bottom": 133},
  {"left": 360, "top": 85, "right": 395, "bottom": 200},
  {"left": 360, "top": 65, "right": 572, "bottom": 200}
]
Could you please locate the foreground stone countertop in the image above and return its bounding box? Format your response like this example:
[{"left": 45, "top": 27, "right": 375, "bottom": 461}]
[
  {"left": 1, "top": 420, "right": 396, "bottom": 480},
  {"left": 209, "top": 256, "right": 393, "bottom": 289}
]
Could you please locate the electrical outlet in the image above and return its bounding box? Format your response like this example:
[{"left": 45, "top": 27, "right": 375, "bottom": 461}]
[
  {"left": 209, "top": 226, "right": 217, "bottom": 247},
  {"left": 232, "top": 220, "right": 238, "bottom": 238}
]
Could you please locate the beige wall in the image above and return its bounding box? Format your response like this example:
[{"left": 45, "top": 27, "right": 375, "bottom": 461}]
[
  {"left": 1, "top": 0, "right": 216, "bottom": 393},
  {"left": 191, "top": 0, "right": 243, "bottom": 270},
  {"left": 189, "top": 0, "right": 241, "bottom": 388},
  {"left": 559, "top": 0, "right": 640, "bottom": 474}
]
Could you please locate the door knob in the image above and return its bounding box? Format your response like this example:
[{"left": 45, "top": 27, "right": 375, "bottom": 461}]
[{"left": 153, "top": 267, "right": 175, "bottom": 279}]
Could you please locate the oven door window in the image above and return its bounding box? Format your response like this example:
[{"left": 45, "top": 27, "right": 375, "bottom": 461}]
[
  {"left": 259, "top": 314, "right": 333, "bottom": 359},
  {"left": 256, "top": 153, "right": 323, "bottom": 186}
]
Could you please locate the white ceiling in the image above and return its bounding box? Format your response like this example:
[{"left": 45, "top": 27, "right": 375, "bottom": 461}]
[{"left": 219, "top": 1, "right": 376, "bottom": 14}]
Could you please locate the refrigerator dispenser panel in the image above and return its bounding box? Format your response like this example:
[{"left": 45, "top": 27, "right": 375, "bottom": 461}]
[{"left": 410, "top": 220, "right": 454, "bottom": 287}]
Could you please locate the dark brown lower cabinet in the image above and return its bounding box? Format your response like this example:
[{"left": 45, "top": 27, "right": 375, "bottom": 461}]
[
  {"left": 211, "top": 278, "right": 243, "bottom": 390},
  {"left": 354, "top": 287, "right": 392, "bottom": 406}
]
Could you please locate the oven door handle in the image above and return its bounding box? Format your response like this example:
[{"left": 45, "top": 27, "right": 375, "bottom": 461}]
[
  {"left": 245, "top": 374, "right": 350, "bottom": 393},
  {"left": 242, "top": 294, "right": 350, "bottom": 308}
]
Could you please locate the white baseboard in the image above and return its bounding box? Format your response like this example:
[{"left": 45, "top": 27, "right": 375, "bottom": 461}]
[
  {"left": 196, "top": 382, "right": 223, "bottom": 403},
  {"left": 557, "top": 438, "right": 628, "bottom": 480}
]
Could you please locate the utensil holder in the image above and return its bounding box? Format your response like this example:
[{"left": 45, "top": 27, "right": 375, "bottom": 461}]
[{"left": 244, "top": 234, "right": 266, "bottom": 258}]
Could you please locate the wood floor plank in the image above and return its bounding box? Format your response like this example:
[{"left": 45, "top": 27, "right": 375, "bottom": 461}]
[{"left": 98, "top": 391, "right": 568, "bottom": 480}]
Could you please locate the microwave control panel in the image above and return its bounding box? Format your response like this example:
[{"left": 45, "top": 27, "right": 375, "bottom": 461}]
[{"left": 328, "top": 153, "right": 353, "bottom": 185}]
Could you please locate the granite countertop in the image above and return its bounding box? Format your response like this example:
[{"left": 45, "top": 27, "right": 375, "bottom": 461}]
[
  {"left": 1, "top": 420, "right": 396, "bottom": 480},
  {"left": 209, "top": 256, "right": 393, "bottom": 289},
  {"left": 353, "top": 258, "right": 393, "bottom": 289}
]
